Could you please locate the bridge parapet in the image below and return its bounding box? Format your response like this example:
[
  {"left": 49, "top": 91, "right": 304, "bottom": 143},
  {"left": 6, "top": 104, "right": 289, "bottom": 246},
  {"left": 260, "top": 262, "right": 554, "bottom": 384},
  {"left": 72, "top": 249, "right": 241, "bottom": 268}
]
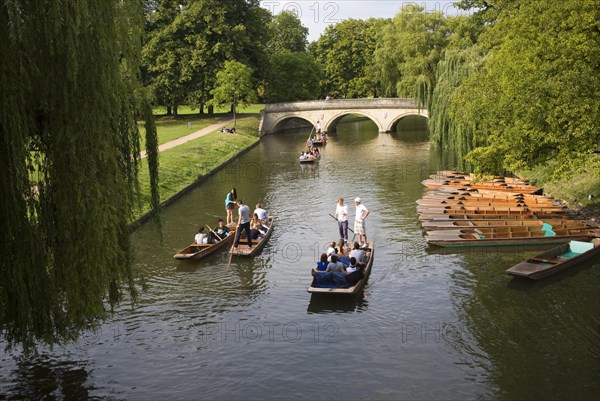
[
  {"left": 264, "top": 98, "right": 419, "bottom": 113},
  {"left": 260, "top": 97, "right": 427, "bottom": 135}
]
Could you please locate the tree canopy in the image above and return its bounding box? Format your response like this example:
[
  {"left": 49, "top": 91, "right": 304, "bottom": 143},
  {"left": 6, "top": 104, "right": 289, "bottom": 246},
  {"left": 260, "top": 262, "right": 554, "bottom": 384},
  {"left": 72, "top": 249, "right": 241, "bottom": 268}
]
[
  {"left": 267, "top": 10, "right": 309, "bottom": 54},
  {"left": 0, "top": 0, "right": 159, "bottom": 350},
  {"left": 311, "top": 18, "right": 388, "bottom": 98},
  {"left": 267, "top": 52, "right": 321, "bottom": 103},
  {"left": 210, "top": 61, "right": 257, "bottom": 126}
]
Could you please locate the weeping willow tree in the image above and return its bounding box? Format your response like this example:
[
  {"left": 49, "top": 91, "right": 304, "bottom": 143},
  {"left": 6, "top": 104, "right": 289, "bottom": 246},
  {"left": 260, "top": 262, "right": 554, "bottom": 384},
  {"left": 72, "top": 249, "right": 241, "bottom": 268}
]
[
  {"left": 0, "top": 0, "right": 160, "bottom": 350},
  {"left": 428, "top": 17, "right": 485, "bottom": 169}
]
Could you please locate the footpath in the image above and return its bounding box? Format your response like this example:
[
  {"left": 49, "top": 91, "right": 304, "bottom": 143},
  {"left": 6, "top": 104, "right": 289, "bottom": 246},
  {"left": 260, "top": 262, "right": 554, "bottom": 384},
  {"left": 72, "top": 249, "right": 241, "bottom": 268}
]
[{"left": 140, "top": 118, "right": 234, "bottom": 159}]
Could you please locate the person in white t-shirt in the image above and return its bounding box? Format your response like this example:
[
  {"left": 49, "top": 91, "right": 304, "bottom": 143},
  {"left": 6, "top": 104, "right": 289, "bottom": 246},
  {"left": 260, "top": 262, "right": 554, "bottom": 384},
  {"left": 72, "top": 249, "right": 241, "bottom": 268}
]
[
  {"left": 334, "top": 197, "right": 349, "bottom": 244},
  {"left": 194, "top": 227, "right": 208, "bottom": 244},
  {"left": 254, "top": 203, "right": 268, "bottom": 221},
  {"left": 354, "top": 197, "right": 370, "bottom": 248}
]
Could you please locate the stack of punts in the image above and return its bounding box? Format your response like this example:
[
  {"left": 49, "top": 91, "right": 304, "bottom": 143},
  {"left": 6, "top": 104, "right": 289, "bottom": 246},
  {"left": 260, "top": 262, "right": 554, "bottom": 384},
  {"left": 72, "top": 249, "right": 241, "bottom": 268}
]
[
  {"left": 421, "top": 176, "right": 543, "bottom": 194},
  {"left": 231, "top": 217, "right": 275, "bottom": 257},
  {"left": 174, "top": 230, "right": 235, "bottom": 260},
  {"left": 307, "top": 242, "right": 375, "bottom": 294},
  {"left": 505, "top": 238, "right": 600, "bottom": 279}
]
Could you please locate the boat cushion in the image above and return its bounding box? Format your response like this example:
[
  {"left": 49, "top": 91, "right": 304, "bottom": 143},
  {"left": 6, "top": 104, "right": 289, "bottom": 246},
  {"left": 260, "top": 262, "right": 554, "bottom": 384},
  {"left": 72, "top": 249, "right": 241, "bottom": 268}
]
[
  {"left": 541, "top": 223, "right": 554, "bottom": 231},
  {"left": 544, "top": 230, "right": 556, "bottom": 237},
  {"left": 569, "top": 240, "right": 594, "bottom": 254}
]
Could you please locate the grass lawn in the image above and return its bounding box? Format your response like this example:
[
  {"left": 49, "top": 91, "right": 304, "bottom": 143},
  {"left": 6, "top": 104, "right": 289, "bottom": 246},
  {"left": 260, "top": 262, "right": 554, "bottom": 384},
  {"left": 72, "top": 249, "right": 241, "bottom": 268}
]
[
  {"left": 138, "top": 104, "right": 264, "bottom": 149},
  {"left": 134, "top": 115, "right": 260, "bottom": 219},
  {"left": 151, "top": 103, "right": 265, "bottom": 116}
]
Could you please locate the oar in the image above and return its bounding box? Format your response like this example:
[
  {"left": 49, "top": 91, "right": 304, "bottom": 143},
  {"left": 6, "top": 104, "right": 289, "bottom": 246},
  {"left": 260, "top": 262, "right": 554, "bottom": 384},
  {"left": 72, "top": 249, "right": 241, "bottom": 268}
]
[
  {"left": 329, "top": 213, "right": 356, "bottom": 242},
  {"left": 205, "top": 224, "right": 222, "bottom": 241},
  {"left": 328, "top": 213, "right": 354, "bottom": 233},
  {"left": 226, "top": 226, "right": 237, "bottom": 271}
]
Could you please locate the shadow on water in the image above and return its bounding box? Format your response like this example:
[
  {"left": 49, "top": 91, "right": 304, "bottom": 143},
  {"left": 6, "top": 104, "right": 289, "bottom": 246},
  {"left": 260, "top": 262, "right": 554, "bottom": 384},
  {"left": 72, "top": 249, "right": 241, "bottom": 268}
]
[{"left": 306, "top": 292, "right": 368, "bottom": 314}]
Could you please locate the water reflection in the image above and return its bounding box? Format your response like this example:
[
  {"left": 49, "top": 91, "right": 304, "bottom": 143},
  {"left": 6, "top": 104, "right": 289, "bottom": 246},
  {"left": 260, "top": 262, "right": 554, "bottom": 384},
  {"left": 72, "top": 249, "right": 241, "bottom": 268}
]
[{"left": 307, "top": 292, "right": 368, "bottom": 314}]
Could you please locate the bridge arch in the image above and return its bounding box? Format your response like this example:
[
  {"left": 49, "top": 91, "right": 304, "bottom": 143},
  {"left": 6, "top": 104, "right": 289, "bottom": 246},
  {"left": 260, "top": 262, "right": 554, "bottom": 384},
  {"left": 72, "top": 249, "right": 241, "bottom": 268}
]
[
  {"left": 271, "top": 115, "right": 314, "bottom": 132},
  {"left": 385, "top": 111, "right": 429, "bottom": 133},
  {"left": 324, "top": 111, "right": 382, "bottom": 133}
]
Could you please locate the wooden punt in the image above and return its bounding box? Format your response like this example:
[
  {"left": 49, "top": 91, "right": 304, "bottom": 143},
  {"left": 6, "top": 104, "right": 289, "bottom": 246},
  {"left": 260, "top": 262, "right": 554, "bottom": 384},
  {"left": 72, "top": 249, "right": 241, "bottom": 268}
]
[
  {"left": 422, "top": 218, "right": 596, "bottom": 231},
  {"left": 307, "top": 242, "right": 375, "bottom": 294},
  {"left": 416, "top": 198, "right": 559, "bottom": 208},
  {"left": 299, "top": 154, "right": 320, "bottom": 163},
  {"left": 506, "top": 238, "right": 600, "bottom": 279},
  {"left": 421, "top": 179, "right": 542, "bottom": 194},
  {"left": 311, "top": 138, "right": 326, "bottom": 146},
  {"left": 230, "top": 217, "right": 275, "bottom": 257},
  {"left": 417, "top": 206, "right": 567, "bottom": 217},
  {"left": 174, "top": 231, "right": 235, "bottom": 260},
  {"left": 425, "top": 228, "right": 600, "bottom": 247},
  {"left": 429, "top": 172, "right": 531, "bottom": 185},
  {"left": 419, "top": 213, "right": 570, "bottom": 223}
]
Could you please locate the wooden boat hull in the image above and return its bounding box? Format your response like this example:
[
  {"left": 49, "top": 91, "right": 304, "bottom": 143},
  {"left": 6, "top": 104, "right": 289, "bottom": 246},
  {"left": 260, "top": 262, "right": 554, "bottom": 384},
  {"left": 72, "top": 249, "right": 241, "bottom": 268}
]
[
  {"left": 312, "top": 140, "right": 326, "bottom": 146},
  {"left": 425, "top": 228, "right": 600, "bottom": 247},
  {"left": 174, "top": 231, "right": 235, "bottom": 260},
  {"left": 421, "top": 179, "right": 542, "bottom": 194},
  {"left": 506, "top": 238, "right": 600, "bottom": 279},
  {"left": 307, "top": 242, "right": 375, "bottom": 294},
  {"left": 421, "top": 219, "right": 596, "bottom": 231},
  {"left": 231, "top": 217, "right": 275, "bottom": 257},
  {"left": 299, "top": 154, "right": 320, "bottom": 163}
]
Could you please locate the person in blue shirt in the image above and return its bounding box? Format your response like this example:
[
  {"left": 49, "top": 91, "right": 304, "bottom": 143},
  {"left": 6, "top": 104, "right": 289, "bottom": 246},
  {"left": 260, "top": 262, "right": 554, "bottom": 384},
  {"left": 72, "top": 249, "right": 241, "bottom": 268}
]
[{"left": 225, "top": 188, "right": 237, "bottom": 226}]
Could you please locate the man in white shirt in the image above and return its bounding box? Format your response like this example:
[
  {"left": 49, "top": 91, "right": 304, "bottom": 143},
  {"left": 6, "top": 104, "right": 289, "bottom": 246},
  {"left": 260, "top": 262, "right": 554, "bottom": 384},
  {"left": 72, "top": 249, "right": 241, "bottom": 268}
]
[
  {"left": 254, "top": 203, "right": 268, "bottom": 221},
  {"left": 334, "top": 197, "right": 349, "bottom": 244},
  {"left": 354, "top": 197, "right": 370, "bottom": 248}
]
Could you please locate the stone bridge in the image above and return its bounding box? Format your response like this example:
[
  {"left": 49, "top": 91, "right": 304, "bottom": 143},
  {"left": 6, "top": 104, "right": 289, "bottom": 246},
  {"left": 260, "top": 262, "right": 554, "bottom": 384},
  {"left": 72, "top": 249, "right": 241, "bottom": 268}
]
[{"left": 258, "top": 98, "right": 428, "bottom": 135}]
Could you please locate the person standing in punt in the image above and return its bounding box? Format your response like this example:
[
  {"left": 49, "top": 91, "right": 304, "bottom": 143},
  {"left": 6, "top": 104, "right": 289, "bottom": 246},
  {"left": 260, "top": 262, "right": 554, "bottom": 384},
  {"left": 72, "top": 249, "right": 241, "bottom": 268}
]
[
  {"left": 234, "top": 199, "right": 252, "bottom": 249},
  {"left": 334, "top": 197, "right": 349, "bottom": 244},
  {"left": 354, "top": 197, "right": 370, "bottom": 248},
  {"left": 225, "top": 188, "right": 237, "bottom": 226}
]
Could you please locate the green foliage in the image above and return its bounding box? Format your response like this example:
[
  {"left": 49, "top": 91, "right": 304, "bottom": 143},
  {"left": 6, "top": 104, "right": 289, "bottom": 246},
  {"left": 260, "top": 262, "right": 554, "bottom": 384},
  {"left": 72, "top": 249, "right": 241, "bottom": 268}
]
[
  {"left": 210, "top": 61, "right": 257, "bottom": 126},
  {"left": 142, "top": 0, "right": 270, "bottom": 114},
  {"left": 0, "top": 0, "right": 158, "bottom": 349},
  {"left": 452, "top": 0, "right": 600, "bottom": 178},
  {"left": 268, "top": 10, "right": 308, "bottom": 54},
  {"left": 267, "top": 52, "right": 321, "bottom": 102},
  {"left": 372, "top": 5, "right": 450, "bottom": 109},
  {"left": 311, "top": 18, "right": 387, "bottom": 98}
]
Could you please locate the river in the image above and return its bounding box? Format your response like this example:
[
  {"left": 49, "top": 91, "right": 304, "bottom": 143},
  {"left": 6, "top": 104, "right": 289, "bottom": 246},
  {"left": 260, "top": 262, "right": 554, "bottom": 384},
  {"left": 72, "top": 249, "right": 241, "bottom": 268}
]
[{"left": 1, "top": 117, "right": 599, "bottom": 400}]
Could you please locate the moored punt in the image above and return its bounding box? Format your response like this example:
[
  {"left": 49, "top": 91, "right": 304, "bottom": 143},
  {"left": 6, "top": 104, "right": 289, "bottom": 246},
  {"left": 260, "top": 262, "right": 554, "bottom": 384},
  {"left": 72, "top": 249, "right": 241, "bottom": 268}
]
[
  {"left": 429, "top": 172, "right": 531, "bottom": 185},
  {"left": 307, "top": 242, "right": 375, "bottom": 294},
  {"left": 421, "top": 179, "right": 542, "bottom": 194},
  {"left": 231, "top": 217, "right": 275, "bottom": 257},
  {"left": 425, "top": 228, "right": 600, "bottom": 247},
  {"left": 416, "top": 198, "right": 560, "bottom": 208},
  {"left": 506, "top": 238, "right": 600, "bottom": 279},
  {"left": 417, "top": 206, "right": 568, "bottom": 216},
  {"left": 419, "top": 213, "right": 552, "bottom": 222},
  {"left": 174, "top": 231, "right": 235, "bottom": 260},
  {"left": 421, "top": 218, "right": 597, "bottom": 231},
  {"left": 299, "top": 153, "right": 320, "bottom": 163},
  {"left": 311, "top": 138, "right": 326, "bottom": 146}
]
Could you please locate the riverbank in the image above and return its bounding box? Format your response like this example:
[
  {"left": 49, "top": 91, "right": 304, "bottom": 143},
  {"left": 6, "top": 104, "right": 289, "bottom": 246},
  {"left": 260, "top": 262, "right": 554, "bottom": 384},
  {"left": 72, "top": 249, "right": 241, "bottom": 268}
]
[
  {"left": 132, "top": 114, "right": 261, "bottom": 226},
  {"left": 520, "top": 164, "right": 600, "bottom": 222}
]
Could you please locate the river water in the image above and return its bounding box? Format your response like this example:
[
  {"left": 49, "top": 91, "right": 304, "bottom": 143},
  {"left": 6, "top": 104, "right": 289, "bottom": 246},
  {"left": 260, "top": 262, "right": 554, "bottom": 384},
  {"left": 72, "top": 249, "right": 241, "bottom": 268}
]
[{"left": 1, "top": 117, "right": 599, "bottom": 400}]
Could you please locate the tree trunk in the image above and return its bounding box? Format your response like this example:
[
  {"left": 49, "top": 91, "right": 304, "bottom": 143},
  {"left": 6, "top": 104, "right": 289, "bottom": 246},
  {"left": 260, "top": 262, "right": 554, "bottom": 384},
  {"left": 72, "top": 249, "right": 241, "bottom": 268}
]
[
  {"left": 173, "top": 101, "right": 179, "bottom": 116},
  {"left": 208, "top": 105, "right": 214, "bottom": 115},
  {"left": 166, "top": 105, "right": 172, "bottom": 115},
  {"left": 199, "top": 103, "right": 204, "bottom": 115}
]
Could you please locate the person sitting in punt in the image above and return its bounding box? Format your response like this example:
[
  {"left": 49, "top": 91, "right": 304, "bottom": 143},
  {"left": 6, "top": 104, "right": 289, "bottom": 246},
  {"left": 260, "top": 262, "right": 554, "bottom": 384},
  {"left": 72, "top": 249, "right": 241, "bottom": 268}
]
[
  {"left": 344, "top": 257, "right": 364, "bottom": 286},
  {"left": 194, "top": 227, "right": 208, "bottom": 244},
  {"left": 314, "top": 253, "right": 329, "bottom": 272},
  {"left": 250, "top": 213, "right": 267, "bottom": 240},
  {"left": 326, "top": 241, "right": 338, "bottom": 261},
  {"left": 336, "top": 239, "right": 351, "bottom": 266},
  {"left": 350, "top": 241, "right": 367, "bottom": 266},
  {"left": 325, "top": 254, "right": 346, "bottom": 273},
  {"left": 254, "top": 203, "right": 268, "bottom": 221},
  {"left": 212, "top": 219, "right": 229, "bottom": 241}
]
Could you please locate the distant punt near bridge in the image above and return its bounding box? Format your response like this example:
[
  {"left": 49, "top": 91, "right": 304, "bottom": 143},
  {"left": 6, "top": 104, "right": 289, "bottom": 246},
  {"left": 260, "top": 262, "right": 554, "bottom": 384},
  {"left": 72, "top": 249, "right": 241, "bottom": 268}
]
[{"left": 258, "top": 98, "right": 428, "bottom": 135}]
